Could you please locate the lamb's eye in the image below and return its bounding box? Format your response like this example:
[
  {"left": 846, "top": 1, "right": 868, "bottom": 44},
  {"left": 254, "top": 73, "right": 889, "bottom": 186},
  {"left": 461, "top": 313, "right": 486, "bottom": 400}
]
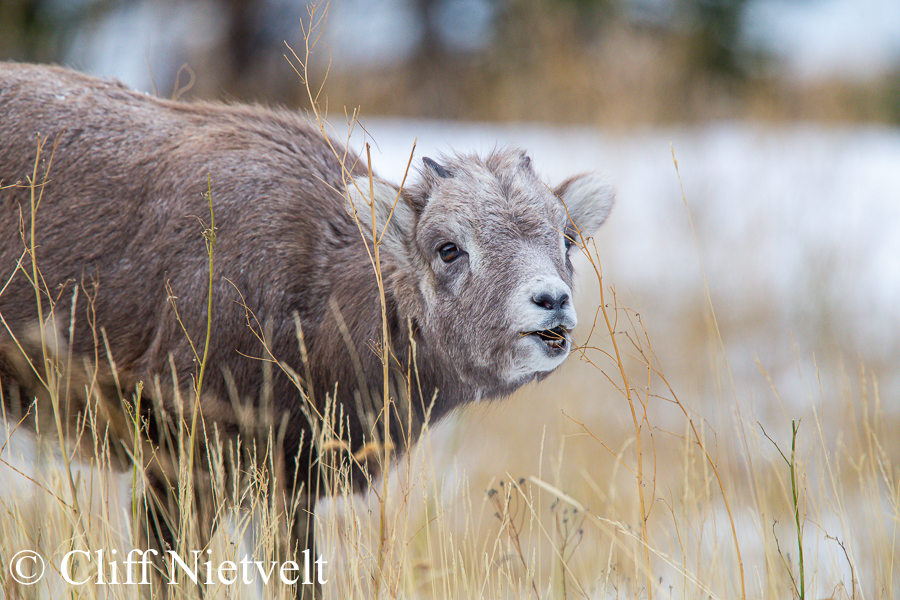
[
  {"left": 564, "top": 234, "right": 575, "bottom": 251},
  {"left": 438, "top": 242, "right": 461, "bottom": 263}
]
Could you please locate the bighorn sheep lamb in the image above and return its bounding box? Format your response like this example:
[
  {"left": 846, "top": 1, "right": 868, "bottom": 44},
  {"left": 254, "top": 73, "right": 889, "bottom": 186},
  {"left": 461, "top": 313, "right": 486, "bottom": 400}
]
[{"left": 0, "top": 62, "right": 614, "bottom": 583}]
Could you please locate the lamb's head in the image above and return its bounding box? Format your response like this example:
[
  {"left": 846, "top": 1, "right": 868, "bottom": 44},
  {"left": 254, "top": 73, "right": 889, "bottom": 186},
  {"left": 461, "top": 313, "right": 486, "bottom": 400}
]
[{"left": 347, "top": 148, "right": 614, "bottom": 399}]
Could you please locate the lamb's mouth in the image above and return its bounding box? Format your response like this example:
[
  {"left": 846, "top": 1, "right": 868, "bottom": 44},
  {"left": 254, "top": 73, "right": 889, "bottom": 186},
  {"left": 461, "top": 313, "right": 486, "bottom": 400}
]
[{"left": 523, "top": 326, "right": 570, "bottom": 352}]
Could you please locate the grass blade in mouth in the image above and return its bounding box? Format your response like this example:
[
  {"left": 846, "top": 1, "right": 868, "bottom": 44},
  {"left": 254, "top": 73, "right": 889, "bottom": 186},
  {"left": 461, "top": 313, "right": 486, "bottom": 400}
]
[
  {"left": 533, "top": 326, "right": 568, "bottom": 342},
  {"left": 520, "top": 326, "right": 569, "bottom": 349}
]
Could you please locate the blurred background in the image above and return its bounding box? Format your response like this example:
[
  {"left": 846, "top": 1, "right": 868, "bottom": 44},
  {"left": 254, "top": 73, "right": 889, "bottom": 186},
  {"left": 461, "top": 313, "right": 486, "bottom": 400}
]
[
  {"left": 2, "top": 0, "right": 900, "bottom": 123},
  {"left": 2, "top": 1, "right": 899, "bottom": 597}
]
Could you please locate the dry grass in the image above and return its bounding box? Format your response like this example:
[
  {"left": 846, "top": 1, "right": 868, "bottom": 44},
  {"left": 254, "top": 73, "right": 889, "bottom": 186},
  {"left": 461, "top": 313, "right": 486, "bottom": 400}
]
[
  {"left": 3, "top": 129, "right": 897, "bottom": 599},
  {"left": 3, "top": 282, "right": 897, "bottom": 600}
]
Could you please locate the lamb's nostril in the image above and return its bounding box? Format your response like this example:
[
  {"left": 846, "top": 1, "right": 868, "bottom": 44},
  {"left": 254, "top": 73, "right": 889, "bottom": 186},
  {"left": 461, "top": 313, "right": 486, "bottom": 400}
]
[
  {"left": 533, "top": 293, "right": 553, "bottom": 310},
  {"left": 532, "top": 292, "right": 569, "bottom": 311}
]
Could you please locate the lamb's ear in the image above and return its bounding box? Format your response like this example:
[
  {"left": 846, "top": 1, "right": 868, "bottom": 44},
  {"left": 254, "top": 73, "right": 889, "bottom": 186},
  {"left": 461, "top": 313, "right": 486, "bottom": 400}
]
[
  {"left": 346, "top": 175, "right": 416, "bottom": 263},
  {"left": 555, "top": 173, "right": 615, "bottom": 241}
]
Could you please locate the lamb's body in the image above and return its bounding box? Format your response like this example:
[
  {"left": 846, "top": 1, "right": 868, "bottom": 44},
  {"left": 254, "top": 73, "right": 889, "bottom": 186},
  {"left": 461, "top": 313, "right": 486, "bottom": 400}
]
[
  {"left": 0, "top": 62, "right": 614, "bottom": 570},
  {"left": 0, "top": 64, "right": 418, "bottom": 467}
]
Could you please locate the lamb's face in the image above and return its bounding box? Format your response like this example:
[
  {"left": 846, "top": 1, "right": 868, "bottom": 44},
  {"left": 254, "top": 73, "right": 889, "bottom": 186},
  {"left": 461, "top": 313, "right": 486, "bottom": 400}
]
[
  {"left": 412, "top": 154, "right": 583, "bottom": 389},
  {"left": 347, "top": 149, "right": 614, "bottom": 398}
]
